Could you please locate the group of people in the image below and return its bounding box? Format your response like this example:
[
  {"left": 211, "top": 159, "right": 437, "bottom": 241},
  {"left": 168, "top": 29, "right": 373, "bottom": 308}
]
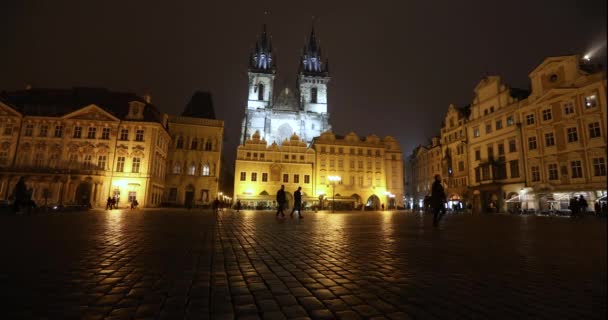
[
  {"left": 569, "top": 195, "right": 588, "bottom": 217},
  {"left": 275, "top": 185, "right": 304, "bottom": 218},
  {"left": 105, "top": 196, "right": 119, "bottom": 210}
]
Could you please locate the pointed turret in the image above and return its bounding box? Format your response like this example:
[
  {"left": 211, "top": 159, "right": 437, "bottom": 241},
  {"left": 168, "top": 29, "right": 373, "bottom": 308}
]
[
  {"left": 249, "top": 24, "right": 276, "bottom": 73},
  {"left": 299, "top": 25, "right": 328, "bottom": 76}
]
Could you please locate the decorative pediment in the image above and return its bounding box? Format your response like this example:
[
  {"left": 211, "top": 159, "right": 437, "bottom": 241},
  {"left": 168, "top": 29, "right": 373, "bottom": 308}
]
[
  {"left": 132, "top": 145, "right": 145, "bottom": 157},
  {"left": 67, "top": 143, "right": 79, "bottom": 153},
  {"left": 62, "top": 104, "right": 119, "bottom": 122},
  {"left": 533, "top": 88, "right": 573, "bottom": 105},
  {"left": 528, "top": 55, "right": 575, "bottom": 77},
  {"left": 116, "top": 144, "right": 129, "bottom": 155},
  {"left": 83, "top": 142, "right": 95, "bottom": 154}
]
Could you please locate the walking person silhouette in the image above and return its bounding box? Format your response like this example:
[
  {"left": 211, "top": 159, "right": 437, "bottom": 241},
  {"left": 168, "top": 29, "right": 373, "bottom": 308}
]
[
  {"left": 290, "top": 186, "right": 303, "bottom": 219},
  {"left": 431, "top": 174, "right": 447, "bottom": 227},
  {"left": 276, "top": 185, "right": 286, "bottom": 218}
]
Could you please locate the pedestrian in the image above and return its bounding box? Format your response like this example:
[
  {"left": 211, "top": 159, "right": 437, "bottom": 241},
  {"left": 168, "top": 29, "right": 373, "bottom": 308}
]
[
  {"left": 106, "top": 197, "right": 112, "bottom": 210},
  {"left": 236, "top": 200, "right": 241, "bottom": 213},
  {"left": 569, "top": 196, "right": 578, "bottom": 217},
  {"left": 431, "top": 174, "right": 447, "bottom": 227},
  {"left": 276, "top": 185, "right": 286, "bottom": 217},
  {"left": 212, "top": 198, "right": 220, "bottom": 213},
  {"left": 579, "top": 195, "right": 588, "bottom": 215},
  {"left": 12, "top": 177, "right": 27, "bottom": 213},
  {"left": 595, "top": 201, "right": 601, "bottom": 216},
  {"left": 130, "top": 199, "right": 138, "bottom": 210},
  {"left": 381, "top": 203, "right": 385, "bottom": 211},
  {"left": 290, "top": 186, "right": 303, "bottom": 218}
]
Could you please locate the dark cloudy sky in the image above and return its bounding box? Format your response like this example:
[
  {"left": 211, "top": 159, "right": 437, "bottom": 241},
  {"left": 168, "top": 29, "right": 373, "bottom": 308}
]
[{"left": 2, "top": 0, "right": 606, "bottom": 161}]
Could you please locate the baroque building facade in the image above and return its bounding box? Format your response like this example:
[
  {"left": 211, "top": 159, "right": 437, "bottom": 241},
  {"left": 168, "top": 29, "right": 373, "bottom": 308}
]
[
  {"left": 0, "top": 88, "right": 224, "bottom": 208},
  {"left": 408, "top": 54, "right": 607, "bottom": 213}
]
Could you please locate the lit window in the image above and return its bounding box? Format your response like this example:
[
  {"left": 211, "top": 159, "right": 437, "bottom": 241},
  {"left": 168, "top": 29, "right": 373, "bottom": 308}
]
[
  {"left": 83, "top": 154, "right": 93, "bottom": 169},
  {"left": 506, "top": 115, "right": 514, "bottom": 126},
  {"left": 473, "top": 127, "right": 480, "bottom": 138},
  {"left": 173, "top": 162, "right": 181, "bottom": 174},
  {"left": 584, "top": 95, "right": 597, "bottom": 108},
  {"left": 202, "top": 164, "right": 210, "bottom": 176},
  {"left": 188, "top": 163, "right": 196, "bottom": 175},
  {"left": 240, "top": 171, "right": 246, "bottom": 181}
]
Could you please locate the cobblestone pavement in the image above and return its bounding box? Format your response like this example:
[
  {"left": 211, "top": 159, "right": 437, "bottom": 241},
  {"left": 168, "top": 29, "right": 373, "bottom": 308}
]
[{"left": 0, "top": 209, "right": 605, "bottom": 319}]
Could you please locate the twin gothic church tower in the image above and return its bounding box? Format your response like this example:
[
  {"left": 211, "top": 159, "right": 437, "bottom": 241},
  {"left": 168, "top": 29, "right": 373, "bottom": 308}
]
[{"left": 240, "top": 25, "right": 332, "bottom": 145}]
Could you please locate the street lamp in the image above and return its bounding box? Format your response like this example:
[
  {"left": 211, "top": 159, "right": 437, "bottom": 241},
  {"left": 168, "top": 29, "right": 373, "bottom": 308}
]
[{"left": 327, "top": 175, "right": 341, "bottom": 213}]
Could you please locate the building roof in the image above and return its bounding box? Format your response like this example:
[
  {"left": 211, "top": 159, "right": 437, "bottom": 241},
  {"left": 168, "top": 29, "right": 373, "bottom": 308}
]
[
  {"left": 0, "top": 87, "right": 164, "bottom": 124},
  {"left": 181, "top": 91, "right": 216, "bottom": 119}
]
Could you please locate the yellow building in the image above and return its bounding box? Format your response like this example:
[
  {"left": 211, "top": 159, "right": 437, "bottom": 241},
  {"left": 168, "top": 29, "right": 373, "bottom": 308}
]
[
  {"left": 165, "top": 92, "right": 224, "bottom": 207},
  {"left": 0, "top": 88, "right": 170, "bottom": 208},
  {"left": 466, "top": 76, "right": 529, "bottom": 212},
  {"left": 409, "top": 137, "right": 442, "bottom": 209},
  {"left": 312, "top": 131, "right": 404, "bottom": 210},
  {"left": 518, "top": 55, "right": 607, "bottom": 211},
  {"left": 440, "top": 104, "right": 470, "bottom": 208},
  {"left": 233, "top": 131, "right": 316, "bottom": 209}
]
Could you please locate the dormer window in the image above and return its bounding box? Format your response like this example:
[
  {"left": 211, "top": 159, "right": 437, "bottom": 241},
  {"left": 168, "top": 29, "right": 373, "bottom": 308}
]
[
  {"left": 549, "top": 74, "right": 558, "bottom": 82},
  {"left": 128, "top": 101, "right": 145, "bottom": 120}
]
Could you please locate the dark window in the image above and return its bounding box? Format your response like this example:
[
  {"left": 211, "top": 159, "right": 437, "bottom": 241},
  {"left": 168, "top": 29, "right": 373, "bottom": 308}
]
[
  {"left": 510, "top": 160, "right": 519, "bottom": 178},
  {"left": 258, "top": 83, "right": 264, "bottom": 101},
  {"left": 589, "top": 122, "right": 601, "bottom": 138},
  {"left": 311, "top": 87, "right": 318, "bottom": 103},
  {"left": 567, "top": 127, "right": 578, "bottom": 143},
  {"left": 283, "top": 174, "right": 289, "bottom": 183},
  {"left": 571, "top": 160, "right": 583, "bottom": 178},
  {"left": 304, "top": 175, "right": 310, "bottom": 184},
  {"left": 135, "top": 129, "right": 144, "bottom": 142},
  {"left": 251, "top": 172, "right": 257, "bottom": 182},
  {"left": 262, "top": 173, "right": 268, "bottom": 182},
  {"left": 509, "top": 139, "right": 517, "bottom": 153},
  {"left": 545, "top": 133, "right": 555, "bottom": 147},
  {"left": 240, "top": 172, "right": 246, "bottom": 181},
  {"left": 73, "top": 126, "right": 82, "bottom": 138},
  {"left": 593, "top": 158, "right": 606, "bottom": 176}
]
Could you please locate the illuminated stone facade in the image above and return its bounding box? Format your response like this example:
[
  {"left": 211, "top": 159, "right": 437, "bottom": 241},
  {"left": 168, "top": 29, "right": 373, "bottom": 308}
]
[
  {"left": 240, "top": 25, "right": 331, "bottom": 146},
  {"left": 312, "top": 132, "right": 404, "bottom": 210},
  {"left": 234, "top": 131, "right": 405, "bottom": 210},
  {"left": 408, "top": 54, "right": 607, "bottom": 213},
  {"left": 440, "top": 104, "right": 470, "bottom": 208},
  {"left": 166, "top": 115, "right": 223, "bottom": 207},
  {"left": 519, "top": 55, "right": 607, "bottom": 211},
  {"left": 0, "top": 88, "right": 170, "bottom": 208},
  {"left": 0, "top": 88, "right": 225, "bottom": 209},
  {"left": 234, "top": 131, "right": 316, "bottom": 209}
]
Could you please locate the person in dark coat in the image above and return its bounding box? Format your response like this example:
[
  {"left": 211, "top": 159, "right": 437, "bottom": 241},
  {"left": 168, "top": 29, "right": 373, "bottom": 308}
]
[
  {"left": 569, "top": 196, "right": 579, "bottom": 217},
  {"left": 12, "top": 177, "right": 27, "bottom": 213},
  {"left": 236, "top": 200, "right": 242, "bottom": 213},
  {"left": 106, "top": 197, "right": 112, "bottom": 210},
  {"left": 431, "top": 175, "right": 447, "bottom": 226},
  {"left": 578, "top": 195, "right": 588, "bottom": 215},
  {"left": 276, "top": 185, "right": 286, "bottom": 217},
  {"left": 212, "top": 198, "right": 220, "bottom": 213},
  {"left": 290, "top": 187, "right": 303, "bottom": 218}
]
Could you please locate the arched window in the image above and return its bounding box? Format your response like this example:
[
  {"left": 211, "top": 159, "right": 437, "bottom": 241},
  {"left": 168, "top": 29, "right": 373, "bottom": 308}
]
[
  {"left": 173, "top": 162, "right": 181, "bottom": 174},
  {"left": 202, "top": 163, "right": 210, "bottom": 176},
  {"left": 188, "top": 162, "right": 196, "bottom": 175},
  {"left": 191, "top": 138, "right": 198, "bottom": 150},
  {"left": 176, "top": 137, "right": 184, "bottom": 149},
  {"left": 204, "top": 140, "right": 213, "bottom": 151},
  {"left": 310, "top": 87, "right": 318, "bottom": 103},
  {"left": 258, "top": 83, "right": 264, "bottom": 101}
]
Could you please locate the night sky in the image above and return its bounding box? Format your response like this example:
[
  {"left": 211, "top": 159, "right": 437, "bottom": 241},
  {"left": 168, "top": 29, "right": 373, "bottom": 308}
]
[{"left": 2, "top": 0, "right": 606, "bottom": 162}]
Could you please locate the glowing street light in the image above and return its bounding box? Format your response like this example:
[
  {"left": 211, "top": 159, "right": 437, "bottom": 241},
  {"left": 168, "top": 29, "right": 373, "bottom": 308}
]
[{"left": 327, "top": 175, "right": 341, "bottom": 213}]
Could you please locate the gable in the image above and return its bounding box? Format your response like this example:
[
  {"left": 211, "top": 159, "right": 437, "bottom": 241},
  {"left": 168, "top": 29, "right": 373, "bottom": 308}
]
[
  {"left": 62, "top": 104, "right": 119, "bottom": 122},
  {"left": 0, "top": 101, "right": 22, "bottom": 118},
  {"left": 533, "top": 88, "right": 574, "bottom": 105}
]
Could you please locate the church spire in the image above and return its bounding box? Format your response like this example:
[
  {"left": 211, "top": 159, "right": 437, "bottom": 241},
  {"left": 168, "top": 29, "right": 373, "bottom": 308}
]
[
  {"left": 249, "top": 24, "right": 275, "bottom": 73},
  {"left": 299, "top": 25, "right": 328, "bottom": 76}
]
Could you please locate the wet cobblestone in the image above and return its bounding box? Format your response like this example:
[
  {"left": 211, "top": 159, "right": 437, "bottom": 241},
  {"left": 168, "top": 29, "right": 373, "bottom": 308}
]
[{"left": 0, "top": 209, "right": 605, "bottom": 319}]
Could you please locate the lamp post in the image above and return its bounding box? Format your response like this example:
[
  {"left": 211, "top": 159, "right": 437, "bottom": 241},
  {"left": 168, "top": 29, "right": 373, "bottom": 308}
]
[{"left": 327, "top": 175, "right": 341, "bottom": 213}]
